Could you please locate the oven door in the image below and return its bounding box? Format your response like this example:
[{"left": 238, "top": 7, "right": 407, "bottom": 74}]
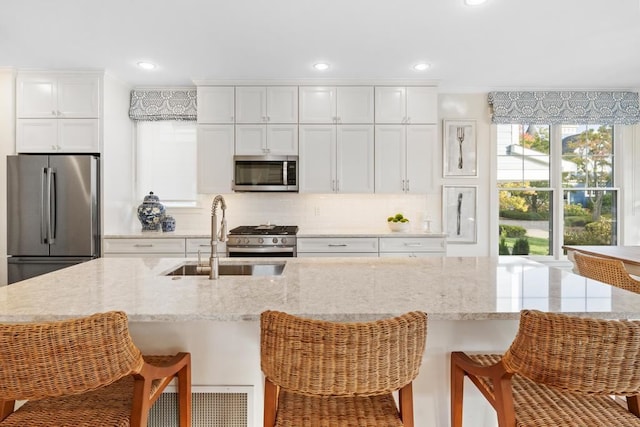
[{"left": 227, "top": 246, "right": 296, "bottom": 257}]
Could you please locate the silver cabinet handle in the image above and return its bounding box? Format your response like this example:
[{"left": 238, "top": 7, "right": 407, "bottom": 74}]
[
  {"left": 328, "top": 244, "right": 348, "bottom": 247},
  {"left": 406, "top": 179, "right": 410, "bottom": 192},
  {"left": 51, "top": 110, "right": 56, "bottom": 116},
  {"left": 402, "top": 180, "right": 406, "bottom": 191},
  {"left": 134, "top": 244, "right": 153, "bottom": 248},
  {"left": 405, "top": 243, "right": 422, "bottom": 247}
]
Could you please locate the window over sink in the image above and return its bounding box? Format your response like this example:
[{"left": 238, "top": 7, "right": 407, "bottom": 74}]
[{"left": 135, "top": 121, "right": 197, "bottom": 207}]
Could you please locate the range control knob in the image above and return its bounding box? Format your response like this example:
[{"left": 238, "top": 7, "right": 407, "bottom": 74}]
[
  {"left": 272, "top": 237, "right": 278, "bottom": 244},
  {"left": 244, "top": 238, "right": 251, "bottom": 244},
  {"left": 281, "top": 238, "right": 287, "bottom": 244},
  {"left": 258, "top": 237, "right": 264, "bottom": 244}
]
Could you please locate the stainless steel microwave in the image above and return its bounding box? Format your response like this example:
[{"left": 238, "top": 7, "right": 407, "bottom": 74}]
[{"left": 232, "top": 155, "right": 298, "bottom": 192}]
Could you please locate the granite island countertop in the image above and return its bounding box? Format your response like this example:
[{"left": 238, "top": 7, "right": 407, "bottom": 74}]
[{"left": 1, "top": 256, "right": 639, "bottom": 323}]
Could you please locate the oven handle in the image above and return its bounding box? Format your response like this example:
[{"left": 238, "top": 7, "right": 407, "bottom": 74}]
[{"left": 227, "top": 246, "right": 295, "bottom": 254}]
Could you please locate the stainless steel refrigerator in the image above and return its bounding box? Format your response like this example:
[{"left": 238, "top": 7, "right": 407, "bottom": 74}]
[{"left": 7, "top": 154, "right": 100, "bottom": 284}]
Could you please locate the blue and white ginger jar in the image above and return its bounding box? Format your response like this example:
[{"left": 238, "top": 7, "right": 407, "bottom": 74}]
[
  {"left": 137, "top": 192, "right": 165, "bottom": 231},
  {"left": 162, "top": 215, "right": 176, "bottom": 232}
]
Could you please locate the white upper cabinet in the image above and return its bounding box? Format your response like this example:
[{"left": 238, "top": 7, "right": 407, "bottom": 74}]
[
  {"left": 375, "top": 86, "right": 437, "bottom": 124},
  {"left": 197, "top": 125, "right": 234, "bottom": 193},
  {"left": 374, "top": 124, "right": 436, "bottom": 193},
  {"left": 299, "top": 124, "right": 374, "bottom": 193},
  {"left": 16, "top": 119, "right": 100, "bottom": 153},
  {"left": 17, "top": 74, "right": 100, "bottom": 118},
  {"left": 299, "top": 86, "right": 374, "bottom": 124},
  {"left": 235, "top": 86, "right": 298, "bottom": 123},
  {"left": 235, "top": 124, "right": 298, "bottom": 155},
  {"left": 197, "top": 86, "right": 235, "bottom": 124}
]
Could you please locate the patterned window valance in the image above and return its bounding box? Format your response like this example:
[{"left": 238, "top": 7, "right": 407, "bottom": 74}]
[
  {"left": 129, "top": 89, "right": 197, "bottom": 121},
  {"left": 488, "top": 91, "right": 640, "bottom": 125}
]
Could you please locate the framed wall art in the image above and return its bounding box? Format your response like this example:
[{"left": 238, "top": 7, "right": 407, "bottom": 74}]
[
  {"left": 443, "top": 120, "right": 477, "bottom": 177},
  {"left": 443, "top": 185, "right": 477, "bottom": 244}
]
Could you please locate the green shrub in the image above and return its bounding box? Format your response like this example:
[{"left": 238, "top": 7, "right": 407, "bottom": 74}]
[
  {"left": 564, "top": 203, "right": 589, "bottom": 216},
  {"left": 498, "top": 237, "right": 511, "bottom": 255},
  {"left": 499, "top": 210, "right": 549, "bottom": 220},
  {"left": 499, "top": 224, "right": 527, "bottom": 238},
  {"left": 563, "top": 217, "right": 613, "bottom": 245},
  {"left": 564, "top": 216, "right": 589, "bottom": 227},
  {"left": 512, "top": 237, "right": 530, "bottom": 255}
]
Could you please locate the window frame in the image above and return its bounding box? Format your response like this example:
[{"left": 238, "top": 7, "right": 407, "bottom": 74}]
[
  {"left": 491, "top": 124, "right": 621, "bottom": 261},
  {"left": 134, "top": 120, "right": 199, "bottom": 209}
]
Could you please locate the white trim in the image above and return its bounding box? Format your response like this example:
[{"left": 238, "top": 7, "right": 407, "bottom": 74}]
[{"left": 192, "top": 78, "right": 440, "bottom": 87}]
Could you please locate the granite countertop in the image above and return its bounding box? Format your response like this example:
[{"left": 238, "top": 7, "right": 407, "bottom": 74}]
[{"left": 1, "top": 256, "right": 638, "bottom": 323}]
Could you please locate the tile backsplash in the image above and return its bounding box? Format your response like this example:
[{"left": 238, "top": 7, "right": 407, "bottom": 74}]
[{"left": 119, "top": 193, "right": 442, "bottom": 234}]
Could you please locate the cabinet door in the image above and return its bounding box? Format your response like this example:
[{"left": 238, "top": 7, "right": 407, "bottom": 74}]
[
  {"left": 299, "top": 87, "right": 337, "bottom": 123},
  {"left": 337, "top": 86, "right": 374, "bottom": 124},
  {"left": 197, "top": 86, "right": 235, "bottom": 124},
  {"left": 337, "top": 125, "right": 374, "bottom": 193},
  {"left": 58, "top": 119, "right": 100, "bottom": 152},
  {"left": 374, "top": 125, "right": 406, "bottom": 193},
  {"left": 406, "top": 125, "right": 436, "bottom": 193},
  {"left": 16, "top": 76, "right": 57, "bottom": 118},
  {"left": 267, "top": 125, "right": 298, "bottom": 155},
  {"left": 236, "top": 125, "right": 267, "bottom": 155},
  {"left": 299, "top": 125, "right": 335, "bottom": 193},
  {"left": 16, "top": 119, "right": 58, "bottom": 152},
  {"left": 267, "top": 86, "right": 298, "bottom": 123},
  {"left": 197, "top": 125, "right": 234, "bottom": 193},
  {"left": 406, "top": 86, "right": 438, "bottom": 124},
  {"left": 375, "top": 87, "right": 406, "bottom": 123},
  {"left": 297, "top": 237, "right": 378, "bottom": 253},
  {"left": 235, "top": 86, "right": 266, "bottom": 123},
  {"left": 57, "top": 76, "right": 101, "bottom": 118}
]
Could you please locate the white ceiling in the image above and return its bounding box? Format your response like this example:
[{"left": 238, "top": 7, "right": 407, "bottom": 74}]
[{"left": 2, "top": 0, "right": 640, "bottom": 91}]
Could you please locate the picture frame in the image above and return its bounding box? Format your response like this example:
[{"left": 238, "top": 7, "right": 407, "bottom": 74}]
[
  {"left": 443, "top": 185, "right": 477, "bottom": 244},
  {"left": 443, "top": 120, "right": 477, "bottom": 177}
]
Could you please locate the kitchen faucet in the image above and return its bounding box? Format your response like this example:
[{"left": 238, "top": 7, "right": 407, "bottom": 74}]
[{"left": 199, "top": 195, "right": 228, "bottom": 279}]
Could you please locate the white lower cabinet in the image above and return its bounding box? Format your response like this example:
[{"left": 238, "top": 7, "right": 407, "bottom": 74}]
[
  {"left": 103, "top": 238, "right": 186, "bottom": 257},
  {"left": 297, "top": 237, "right": 379, "bottom": 257},
  {"left": 379, "top": 237, "right": 447, "bottom": 257}
]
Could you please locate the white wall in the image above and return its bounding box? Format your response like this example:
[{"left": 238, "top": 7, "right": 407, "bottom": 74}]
[
  {"left": 102, "top": 74, "right": 134, "bottom": 237},
  {"left": 0, "top": 69, "right": 15, "bottom": 286}
]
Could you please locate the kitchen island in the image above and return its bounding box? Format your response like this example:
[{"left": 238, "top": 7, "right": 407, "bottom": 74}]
[{"left": 1, "top": 256, "right": 639, "bottom": 427}]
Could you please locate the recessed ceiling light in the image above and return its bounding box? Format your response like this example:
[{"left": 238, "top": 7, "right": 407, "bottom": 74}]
[
  {"left": 313, "top": 63, "right": 329, "bottom": 71},
  {"left": 413, "top": 63, "right": 430, "bottom": 71},
  {"left": 137, "top": 61, "right": 156, "bottom": 70},
  {"left": 464, "top": 0, "right": 487, "bottom": 5}
]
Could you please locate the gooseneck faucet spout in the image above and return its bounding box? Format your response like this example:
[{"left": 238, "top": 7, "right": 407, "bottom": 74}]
[{"left": 209, "top": 195, "right": 228, "bottom": 279}]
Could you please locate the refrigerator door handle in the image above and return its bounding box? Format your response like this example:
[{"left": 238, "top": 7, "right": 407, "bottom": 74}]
[
  {"left": 50, "top": 168, "right": 57, "bottom": 242},
  {"left": 44, "top": 167, "right": 55, "bottom": 245},
  {"left": 40, "top": 168, "right": 47, "bottom": 244}
]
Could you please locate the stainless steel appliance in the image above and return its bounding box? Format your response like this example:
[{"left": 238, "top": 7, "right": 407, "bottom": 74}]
[
  {"left": 227, "top": 225, "right": 298, "bottom": 257},
  {"left": 232, "top": 156, "right": 298, "bottom": 192},
  {"left": 7, "top": 154, "right": 100, "bottom": 284}
]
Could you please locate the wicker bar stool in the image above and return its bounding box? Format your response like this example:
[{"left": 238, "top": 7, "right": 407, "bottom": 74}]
[
  {"left": 0, "top": 311, "right": 191, "bottom": 427},
  {"left": 451, "top": 309, "right": 640, "bottom": 427},
  {"left": 574, "top": 251, "right": 640, "bottom": 293},
  {"left": 260, "top": 310, "right": 427, "bottom": 427}
]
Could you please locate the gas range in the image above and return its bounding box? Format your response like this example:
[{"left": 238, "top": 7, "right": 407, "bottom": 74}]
[{"left": 227, "top": 225, "right": 298, "bottom": 257}]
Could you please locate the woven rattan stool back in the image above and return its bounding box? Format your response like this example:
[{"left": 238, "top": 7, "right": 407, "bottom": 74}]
[
  {"left": 0, "top": 311, "right": 143, "bottom": 401},
  {"left": 574, "top": 251, "right": 640, "bottom": 294},
  {"left": 260, "top": 310, "right": 427, "bottom": 397},
  {"left": 502, "top": 310, "right": 640, "bottom": 394}
]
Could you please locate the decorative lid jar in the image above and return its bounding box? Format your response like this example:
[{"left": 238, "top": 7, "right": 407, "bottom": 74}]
[{"left": 137, "top": 191, "right": 166, "bottom": 231}]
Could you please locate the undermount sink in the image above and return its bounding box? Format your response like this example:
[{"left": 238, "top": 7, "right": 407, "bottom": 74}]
[{"left": 164, "top": 262, "right": 285, "bottom": 277}]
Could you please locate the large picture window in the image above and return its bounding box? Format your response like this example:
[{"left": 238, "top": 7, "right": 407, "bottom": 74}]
[
  {"left": 497, "top": 124, "right": 617, "bottom": 257},
  {"left": 136, "top": 121, "right": 198, "bottom": 207}
]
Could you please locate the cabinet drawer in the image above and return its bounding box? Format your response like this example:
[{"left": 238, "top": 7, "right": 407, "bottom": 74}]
[
  {"left": 103, "top": 238, "right": 186, "bottom": 254},
  {"left": 185, "top": 238, "right": 226, "bottom": 255},
  {"left": 297, "top": 237, "right": 378, "bottom": 253},
  {"left": 379, "top": 237, "right": 446, "bottom": 253}
]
